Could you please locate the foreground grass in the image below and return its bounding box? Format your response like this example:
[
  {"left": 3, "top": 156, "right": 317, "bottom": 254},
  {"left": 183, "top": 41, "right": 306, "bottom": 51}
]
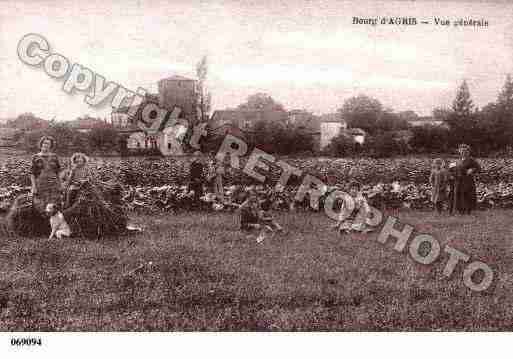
[{"left": 0, "top": 209, "right": 512, "bottom": 331}]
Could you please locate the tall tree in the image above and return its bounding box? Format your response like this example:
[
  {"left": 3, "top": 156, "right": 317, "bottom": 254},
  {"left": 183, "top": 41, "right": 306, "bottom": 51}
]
[
  {"left": 338, "top": 94, "right": 383, "bottom": 134},
  {"left": 237, "top": 93, "right": 285, "bottom": 111},
  {"left": 492, "top": 74, "right": 513, "bottom": 148},
  {"left": 446, "top": 80, "right": 478, "bottom": 148},
  {"left": 497, "top": 74, "right": 513, "bottom": 115},
  {"left": 451, "top": 80, "right": 474, "bottom": 117},
  {"left": 195, "top": 55, "right": 212, "bottom": 123}
]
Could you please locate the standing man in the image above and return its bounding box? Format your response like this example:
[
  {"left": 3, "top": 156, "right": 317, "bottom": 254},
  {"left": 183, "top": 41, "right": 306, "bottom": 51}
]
[{"left": 189, "top": 151, "right": 206, "bottom": 208}]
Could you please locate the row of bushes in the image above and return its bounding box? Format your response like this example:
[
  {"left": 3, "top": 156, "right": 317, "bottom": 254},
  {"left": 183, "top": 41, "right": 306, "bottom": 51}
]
[{"left": 2, "top": 156, "right": 513, "bottom": 188}]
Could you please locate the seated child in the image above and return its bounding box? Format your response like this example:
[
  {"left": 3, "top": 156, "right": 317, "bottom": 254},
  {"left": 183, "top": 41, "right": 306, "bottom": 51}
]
[
  {"left": 258, "top": 199, "right": 284, "bottom": 233},
  {"left": 239, "top": 193, "right": 278, "bottom": 243},
  {"left": 239, "top": 193, "right": 262, "bottom": 231},
  {"left": 63, "top": 152, "right": 90, "bottom": 208},
  {"left": 45, "top": 203, "right": 71, "bottom": 240},
  {"left": 333, "top": 181, "right": 373, "bottom": 234}
]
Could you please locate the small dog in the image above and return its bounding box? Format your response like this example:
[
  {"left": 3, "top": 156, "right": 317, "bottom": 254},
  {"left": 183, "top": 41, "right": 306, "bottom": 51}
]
[{"left": 45, "top": 203, "right": 71, "bottom": 240}]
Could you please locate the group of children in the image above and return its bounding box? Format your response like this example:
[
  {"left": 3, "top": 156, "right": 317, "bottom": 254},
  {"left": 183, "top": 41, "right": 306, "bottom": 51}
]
[
  {"left": 237, "top": 180, "right": 373, "bottom": 243},
  {"left": 43, "top": 153, "right": 467, "bottom": 242}
]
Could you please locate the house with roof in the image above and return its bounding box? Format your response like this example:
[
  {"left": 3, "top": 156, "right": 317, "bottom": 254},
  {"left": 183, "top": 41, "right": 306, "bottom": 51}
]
[
  {"left": 112, "top": 96, "right": 189, "bottom": 156},
  {"left": 408, "top": 116, "right": 446, "bottom": 127},
  {"left": 111, "top": 74, "right": 199, "bottom": 156},
  {"left": 158, "top": 75, "right": 198, "bottom": 122},
  {"left": 67, "top": 117, "right": 108, "bottom": 133},
  {"left": 318, "top": 113, "right": 348, "bottom": 150}
]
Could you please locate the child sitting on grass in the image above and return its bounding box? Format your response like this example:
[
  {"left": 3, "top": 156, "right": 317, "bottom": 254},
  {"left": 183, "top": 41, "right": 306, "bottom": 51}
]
[
  {"left": 239, "top": 192, "right": 283, "bottom": 243},
  {"left": 333, "top": 181, "right": 373, "bottom": 234},
  {"left": 258, "top": 199, "right": 284, "bottom": 233}
]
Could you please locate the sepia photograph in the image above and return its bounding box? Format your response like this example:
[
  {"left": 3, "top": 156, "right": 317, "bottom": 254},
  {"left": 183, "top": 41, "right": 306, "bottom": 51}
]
[{"left": 0, "top": 0, "right": 512, "bottom": 354}]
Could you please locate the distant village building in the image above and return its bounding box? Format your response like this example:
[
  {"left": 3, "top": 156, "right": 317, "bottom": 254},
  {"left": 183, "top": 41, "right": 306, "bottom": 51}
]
[
  {"left": 319, "top": 113, "right": 348, "bottom": 150},
  {"left": 408, "top": 116, "right": 445, "bottom": 127},
  {"left": 67, "top": 117, "right": 107, "bottom": 133},
  {"left": 210, "top": 109, "right": 289, "bottom": 130},
  {"left": 111, "top": 75, "right": 199, "bottom": 156},
  {"left": 158, "top": 75, "right": 198, "bottom": 123}
]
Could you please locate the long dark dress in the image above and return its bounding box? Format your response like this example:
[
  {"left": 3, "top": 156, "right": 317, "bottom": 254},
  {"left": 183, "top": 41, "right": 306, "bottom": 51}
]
[
  {"left": 189, "top": 160, "right": 205, "bottom": 203},
  {"left": 31, "top": 152, "right": 62, "bottom": 213},
  {"left": 6, "top": 152, "right": 62, "bottom": 236},
  {"left": 449, "top": 158, "right": 481, "bottom": 214}
]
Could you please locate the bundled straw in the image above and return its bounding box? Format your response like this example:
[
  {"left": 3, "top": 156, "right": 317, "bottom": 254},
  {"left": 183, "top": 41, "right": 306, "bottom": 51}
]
[
  {"left": 5, "top": 194, "right": 49, "bottom": 237},
  {"left": 63, "top": 179, "right": 128, "bottom": 239}
]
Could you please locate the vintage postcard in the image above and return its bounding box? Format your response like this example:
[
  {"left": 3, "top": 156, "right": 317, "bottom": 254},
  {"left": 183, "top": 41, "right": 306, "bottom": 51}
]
[{"left": 0, "top": 0, "right": 512, "bottom": 355}]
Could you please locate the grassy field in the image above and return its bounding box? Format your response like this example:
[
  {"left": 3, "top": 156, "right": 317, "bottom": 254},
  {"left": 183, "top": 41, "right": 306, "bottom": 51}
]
[{"left": 0, "top": 208, "right": 512, "bottom": 331}]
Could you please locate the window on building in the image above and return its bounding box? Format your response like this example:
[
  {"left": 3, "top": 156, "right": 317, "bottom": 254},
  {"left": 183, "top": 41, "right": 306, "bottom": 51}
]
[{"left": 168, "top": 142, "right": 172, "bottom": 150}]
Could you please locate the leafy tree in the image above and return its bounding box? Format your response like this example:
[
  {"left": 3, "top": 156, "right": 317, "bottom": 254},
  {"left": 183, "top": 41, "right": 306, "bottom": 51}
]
[
  {"left": 363, "top": 131, "right": 402, "bottom": 158},
  {"left": 338, "top": 95, "right": 383, "bottom": 134},
  {"left": 446, "top": 80, "right": 478, "bottom": 147},
  {"left": 237, "top": 93, "right": 285, "bottom": 111},
  {"left": 497, "top": 74, "right": 513, "bottom": 114},
  {"left": 248, "top": 120, "right": 314, "bottom": 155},
  {"left": 376, "top": 109, "right": 410, "bottom": 132},
  {"left": 452, "top": 80, "right": 474, "bottom": 117},
  {"left": 88, "top": 125, "right": 119, "bottom": 151},
  {"left": 326, "top": 134, "right": 359, "bottom": 157},
  {"left": 493, "top": 74, "right": 513, "bottom": 148},
  {"left": 7, "top": 113, "right": 50, "bottom": 131},
  {"left": 410, "top": 125, "right": 450, "bottom": 154},
  {"left": 397, "top": 110, "right": 419, "bottom": 122}
]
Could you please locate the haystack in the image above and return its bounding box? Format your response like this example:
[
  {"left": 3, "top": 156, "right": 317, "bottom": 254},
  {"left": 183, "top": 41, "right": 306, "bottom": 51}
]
[
  {"left": 6, "top": 194, "right": 50, "bottom": 237},
  {"left": 63, "top": 180, "right": 128, "bottom": 239}
]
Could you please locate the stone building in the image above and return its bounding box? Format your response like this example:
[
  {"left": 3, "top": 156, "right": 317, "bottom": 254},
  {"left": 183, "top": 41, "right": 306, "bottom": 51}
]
[{"left": 111, "top": 74, "right": 198, "bottom": 156}]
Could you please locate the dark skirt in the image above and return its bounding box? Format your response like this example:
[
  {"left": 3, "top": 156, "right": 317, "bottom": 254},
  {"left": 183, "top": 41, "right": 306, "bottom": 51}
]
[{"left": 449, "top": 176, "right": 477, "bottom": 214}]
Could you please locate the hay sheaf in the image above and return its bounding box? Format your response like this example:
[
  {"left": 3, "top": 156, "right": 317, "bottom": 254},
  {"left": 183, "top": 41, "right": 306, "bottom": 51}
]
[
  {"left": 63, "top": 180, "right": 128, "bottom": 239},
  {"left": 5, "top": 194, "right": 50, "bottom": 237}
]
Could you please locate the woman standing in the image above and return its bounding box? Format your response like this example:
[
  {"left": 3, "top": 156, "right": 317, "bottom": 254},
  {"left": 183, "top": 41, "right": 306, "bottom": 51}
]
[
  {"left": 189, "top": 151, "right": 206, "bottom": 207},
  {"left": 7, "top": 136, "right": 62, "bottom": 236},
  {"left": 30, "top": 136, "right": 63, "bottom": 214},
  {"left": 450, "top": 144, "right": 481, "bottom": 215}
]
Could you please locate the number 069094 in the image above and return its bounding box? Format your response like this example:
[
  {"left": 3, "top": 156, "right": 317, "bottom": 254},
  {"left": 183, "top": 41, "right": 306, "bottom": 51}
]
[{"left": 10, "top": 338, "right": 42, "bottom": 346}]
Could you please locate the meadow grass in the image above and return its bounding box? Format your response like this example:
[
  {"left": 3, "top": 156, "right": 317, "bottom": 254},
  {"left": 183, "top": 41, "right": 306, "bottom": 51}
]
[{"left": 0, "top": 208, "right": 512, "bottom": 331}]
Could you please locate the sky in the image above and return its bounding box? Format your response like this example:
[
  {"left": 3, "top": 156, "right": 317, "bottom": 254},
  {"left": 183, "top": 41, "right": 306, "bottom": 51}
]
[{"left": 1, "top": 0, "right": 512, "bottom": 122}]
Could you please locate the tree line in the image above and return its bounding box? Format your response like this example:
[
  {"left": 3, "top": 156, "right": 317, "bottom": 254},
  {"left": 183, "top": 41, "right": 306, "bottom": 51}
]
[
  {"left": 3, "top": 74, "right": 512, "bottom": 157},
  {"left": 327, "top": 74, "right": 513, "bottom": 157}
]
